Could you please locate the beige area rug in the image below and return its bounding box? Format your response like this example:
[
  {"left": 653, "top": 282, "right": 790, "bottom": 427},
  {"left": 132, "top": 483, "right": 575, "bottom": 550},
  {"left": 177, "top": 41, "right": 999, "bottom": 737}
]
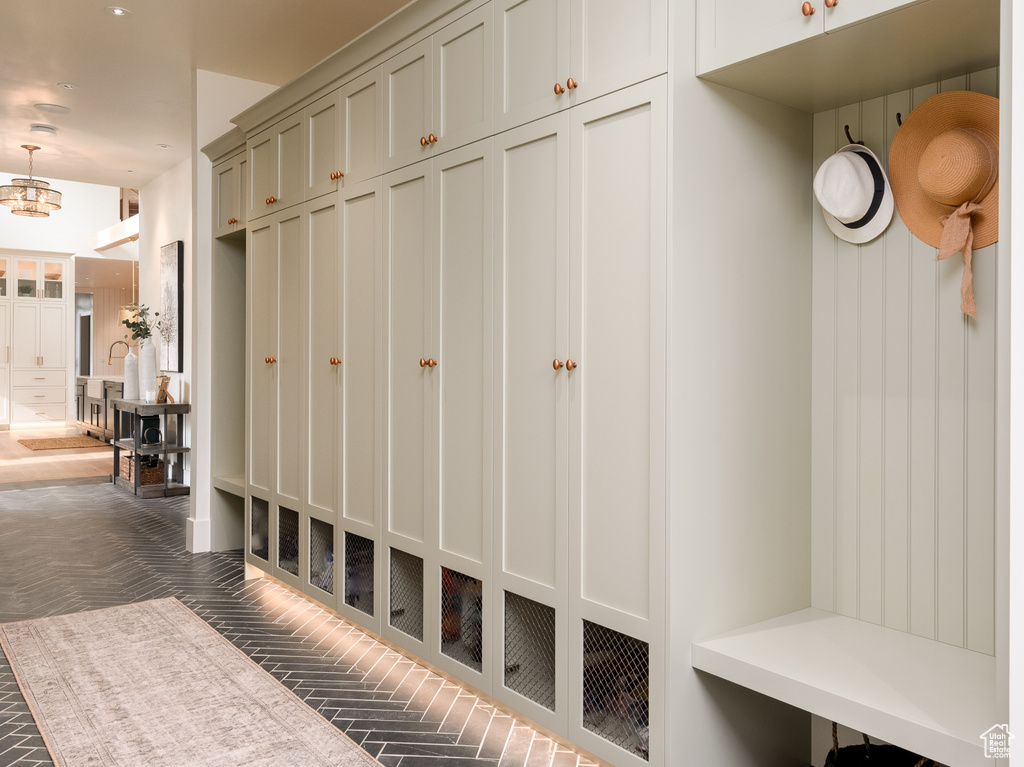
[
  {"left": 17, "top": 437, "right": 111, "bottom": 451},
  {"left": 0, "top": 598, "right": 383, "bottom": 767}
]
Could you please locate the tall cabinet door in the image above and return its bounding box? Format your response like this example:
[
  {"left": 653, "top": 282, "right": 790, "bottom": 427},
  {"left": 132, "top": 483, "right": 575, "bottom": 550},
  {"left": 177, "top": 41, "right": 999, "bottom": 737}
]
[
  {"left": 384, "top": 40, "right": 434, "bottom": 173},
  {"left": 493, "top": 0, "right": 570, "bottom": 133},
  {"left": 383, "top": 159, "right": 434, "bottom": 655},
  {"left": 337, "top": 177, "right": 384, "bottom": 628},
  {"left": 568, "top": 0, "right": 667, "bottom": 105},
  {"left": 306, "top": 194, "right": 341, "bottom": 523},
  {"left": 566, "top": 77, "right": 667, "bottom": 761},
  {"left": 11, "top": 303, "right": 38, "bottom": 367},
  {"left": 274, "top": 207, "right": 305, "bottom": 513},
  {"left": 0, "top": 302, "right": 9, "bottom": 426},
  {"left": 248, "top": 217, "right": 277, "bottom": 498},
  {"left": 39, "top": 304, "right": 66, "bottom": 368},
  {"left": 492, "top": 112, "right": 570, "bottom": 729}
]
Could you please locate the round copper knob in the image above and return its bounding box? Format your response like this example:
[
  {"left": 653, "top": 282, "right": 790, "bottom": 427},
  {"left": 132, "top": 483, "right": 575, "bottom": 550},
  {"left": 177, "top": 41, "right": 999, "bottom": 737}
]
[
  {"left": 420, "top": 358, "right": 427, "bottom": 367},
  {"left": 330, "top": 357, "right": 341, "bottom": 365},
  {"left": 565, "top": 359, "right": 577, "bottom": 371},
  {"left": 265, "top": 197, "right": 272, "bottom": 205},
  {"left": 428, "top": 134, "right": 438, "bottom": 144},
  {"left": 566, "top": 77, "right": 578, "bottom": 90},
  {"left": 824, "top": 0, "right": 837, "bottom": 6},
  {"left": 554, "top": 83, "right": 565, "bottom": 95},
  {"left": 802, "top": 1, "right": 815, "bottom": 14},
  {"left": 553, "top": 358, "right": 564, "bottom": 370},
  {"left": 427, "top": 358, "right": 437, "bottom": 368},
  {"left": 420, "top": 136, "right": 428, "bottom": 147},
  {"left": 265, "top": 357, "right": 270, "bottom": 363}
]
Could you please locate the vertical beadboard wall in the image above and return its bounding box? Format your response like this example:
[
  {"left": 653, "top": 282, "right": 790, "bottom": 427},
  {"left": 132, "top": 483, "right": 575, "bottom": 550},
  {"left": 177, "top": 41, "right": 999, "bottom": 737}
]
[{"left": 811, "top": 68, "right": 999, "bottom": 655}]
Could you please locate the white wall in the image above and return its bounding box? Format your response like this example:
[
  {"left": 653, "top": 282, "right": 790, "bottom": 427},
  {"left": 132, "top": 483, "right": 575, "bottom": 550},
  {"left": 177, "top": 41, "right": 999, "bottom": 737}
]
[
  {"left": 0, "top": 176, "right": 121, "bottom": 257},
  {"left": 189, "top": 70, "right": 276, "bottom": 552}
]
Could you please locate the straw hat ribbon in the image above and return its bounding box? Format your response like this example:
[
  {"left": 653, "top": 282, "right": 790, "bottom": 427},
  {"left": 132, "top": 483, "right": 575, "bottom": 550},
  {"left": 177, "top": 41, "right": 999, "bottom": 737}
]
[{"left": 889, "top": 91, "right": 999, "bottom": 318}]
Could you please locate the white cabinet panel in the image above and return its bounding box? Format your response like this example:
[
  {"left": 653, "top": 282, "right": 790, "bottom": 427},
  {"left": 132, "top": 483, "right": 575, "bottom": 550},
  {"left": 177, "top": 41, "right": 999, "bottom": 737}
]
[
  {"left": 384, "top": 41, "right": 434, "bottom": 173},
  {"left": 494, "top": 114, "right": 569, "bottom": 590},
  {"left": 433, "top": 5, "right": 493, "bottom": 153},
  {"left": 384, "top": 161, "right": 433, "bottom": 543},
  {"left": 0, "top": 302, "right": 8, "bottom": 365},
  {"left": 436, "top": 142, "right": 492, "bottom": 565},
  {"left": 0, "top": 256, "right": 8, "bottom": 299},
  {"left": 0, "top": 366, "right": 7, "bottom": 425},
  {"left": 39, "top": 304, "right": 66, "bottom": 368},
  {"left": 340, "top": 68, "right": 384, "bottom": 185},
  {"left": 12, "top": 303, "right": 39, "bottom": 368},
  {"left": 340, "top": 179, "right": 383, "bottom": 530},
  {"left": 306, "top": 195, "right": 341, "bottom": 520},
  {"left": 569, "top": 79, "right": 666, "bottom": 623}
]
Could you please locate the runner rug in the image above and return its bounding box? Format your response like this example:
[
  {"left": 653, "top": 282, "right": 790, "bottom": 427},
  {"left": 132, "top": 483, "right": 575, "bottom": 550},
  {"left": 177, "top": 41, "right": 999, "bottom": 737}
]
[
  {"left": 0, "top": 598, "right": 382, "bottom": 767},
  {"left": 18, "top": 437, "right": 111, "bottom": 450}
]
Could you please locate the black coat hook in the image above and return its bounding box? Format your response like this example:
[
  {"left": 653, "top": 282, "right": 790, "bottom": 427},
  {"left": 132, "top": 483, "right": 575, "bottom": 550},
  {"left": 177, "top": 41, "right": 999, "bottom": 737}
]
[
  {"left": 896, "top": 112, "right": 903, "bottom": 127},
  {"left": 844, "top": 125, "right": 864, "bottom": 146}
]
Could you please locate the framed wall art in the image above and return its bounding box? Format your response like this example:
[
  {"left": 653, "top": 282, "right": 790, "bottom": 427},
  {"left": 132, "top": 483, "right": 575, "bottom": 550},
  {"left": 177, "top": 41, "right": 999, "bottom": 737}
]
[{"left": 159, "top": 240, "right": 184, "bottom": 373}]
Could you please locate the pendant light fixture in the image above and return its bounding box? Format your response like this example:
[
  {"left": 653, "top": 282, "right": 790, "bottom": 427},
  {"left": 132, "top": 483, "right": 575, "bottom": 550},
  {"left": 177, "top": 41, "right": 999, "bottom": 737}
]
[{"left": 0, "top": 145, "right": 63, "bottom": 217}]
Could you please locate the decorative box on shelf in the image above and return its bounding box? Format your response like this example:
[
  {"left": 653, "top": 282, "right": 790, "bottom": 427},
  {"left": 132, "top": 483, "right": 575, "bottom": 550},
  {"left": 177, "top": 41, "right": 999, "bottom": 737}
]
[{"left": 109, "top": 399, "right": 190, "bottom": 498}]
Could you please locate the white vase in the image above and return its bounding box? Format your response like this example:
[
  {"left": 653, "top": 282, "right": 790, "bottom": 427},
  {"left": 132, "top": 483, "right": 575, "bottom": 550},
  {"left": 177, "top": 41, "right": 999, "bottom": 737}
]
[
  {"left": 138, "top": 339, "right": 159, "bottom": 399},
  {"left": 123, "top": 346, "right": 140, "bottom": 400}
]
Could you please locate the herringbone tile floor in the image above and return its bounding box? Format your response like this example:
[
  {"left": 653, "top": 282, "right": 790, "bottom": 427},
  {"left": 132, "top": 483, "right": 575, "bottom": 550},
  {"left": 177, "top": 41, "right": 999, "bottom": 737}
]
[{"left": 0, "top": 484, "right": 599, "bottom": 767}]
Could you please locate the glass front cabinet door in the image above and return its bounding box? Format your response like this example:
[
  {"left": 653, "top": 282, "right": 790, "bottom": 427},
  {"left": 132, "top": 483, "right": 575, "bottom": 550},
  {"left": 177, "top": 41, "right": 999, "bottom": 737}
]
[{"left": 15, "top": 258, "right": 65, "bottom": 301}]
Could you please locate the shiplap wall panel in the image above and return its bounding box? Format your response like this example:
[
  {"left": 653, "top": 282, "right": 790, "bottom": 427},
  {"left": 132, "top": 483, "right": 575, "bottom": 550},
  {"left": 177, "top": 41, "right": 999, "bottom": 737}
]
[{"left": 811, "top": 70, "right": 998, "bottom": 654}]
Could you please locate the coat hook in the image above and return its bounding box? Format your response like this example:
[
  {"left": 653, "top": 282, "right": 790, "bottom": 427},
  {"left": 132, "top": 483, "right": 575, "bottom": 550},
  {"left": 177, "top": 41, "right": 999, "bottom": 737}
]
[
  {"left": 896, "top": 112, "right": 903, "bottom": 127},
  {"left": 844, "top": 125, "right": 864, "bottom": 146}
]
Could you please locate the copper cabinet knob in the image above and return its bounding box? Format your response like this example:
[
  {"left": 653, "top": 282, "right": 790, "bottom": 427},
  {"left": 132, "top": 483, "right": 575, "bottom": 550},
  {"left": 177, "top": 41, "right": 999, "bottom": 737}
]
[
  {"left": 266, "top": 197, "right": 272, "bottom": 205},
  {"left": 270, "top": 357, "right": 277, "bottom": 364},
  {"left": 427, "top": 358, "right": 437, "bottom": 368},
  {"left": 553, "top": 358, "right": 564, "bottom": 370},
  {"left": 420, "top": 136, "right": 428, "bottom": 146},
  {"left": 420, "top": 358, "right": 427, "bottom": 367},
  {"left": 428, "top": 134, "right": 438, "bottom": 144},
  {"left": 270, "top": 196, "right": 277, "bottom": 203},
  {"left": 265, "top": 357, "right": 270, "bottom": 363},
  {"left": 330, "top": 357, "right": 341, "bottom": 365},
  {"left": 554, "top": 83, "right": 565, "bottom": 95},
  {"left": 802, "top": 1, "right": 815, "bottom": 14},
  {"left": 566, "top": 77, "right": 578, "bottom": 90},
  {"left": 565, "top": 359, "right": 577, "bottom": 371},
  {"left": 824, "top": 0, "right": 837, "bottom": 6}
]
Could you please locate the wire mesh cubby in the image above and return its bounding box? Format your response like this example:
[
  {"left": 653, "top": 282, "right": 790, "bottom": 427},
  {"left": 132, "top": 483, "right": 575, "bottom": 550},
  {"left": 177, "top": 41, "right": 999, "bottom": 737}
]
[
  {"left": 250, "top": 497, "right": 269, "bottom": 562},
  {"left": 440, "top": 567, "right": 483, "bottom": 673},
  {"left": 344, "top": 532, "right": 375, "bottom": 616},
  {"left": 389, "top": 548, "right": 424, "bottom": 641},
  {"left": 504, "top": 591, "right": 556, "bottom": 711},
  {"left": 582, "top": 620, "right": 650, "bottom": 760},
  {"left": 309, "top": 518, "right": 334, "bottom": 594},
  {"left": 278, "top": 507, "right": 300, "bottom": 577}
]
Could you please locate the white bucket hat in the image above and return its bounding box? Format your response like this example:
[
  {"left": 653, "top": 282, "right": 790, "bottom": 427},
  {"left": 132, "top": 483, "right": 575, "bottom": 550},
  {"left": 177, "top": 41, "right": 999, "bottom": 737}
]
[{"left": 813, "top": 144, "right": 894, "bottom": 244}]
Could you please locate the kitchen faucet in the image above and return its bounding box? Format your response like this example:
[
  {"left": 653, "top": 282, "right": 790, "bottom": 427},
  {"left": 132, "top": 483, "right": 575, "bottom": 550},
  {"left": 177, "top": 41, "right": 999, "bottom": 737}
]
[{"left": 108, "top": 340, "right": 129, "bottom": 365}]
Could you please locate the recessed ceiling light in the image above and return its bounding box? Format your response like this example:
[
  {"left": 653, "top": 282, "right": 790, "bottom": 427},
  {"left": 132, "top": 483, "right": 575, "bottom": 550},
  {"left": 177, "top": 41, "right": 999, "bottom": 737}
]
[
  {"left": 58, "top": 82, "right": 77, "bottom": 90},
  {"left": 31, "top": 124, "right": 57, "bottom": 135},
  {"left": 127, "top": 170, "right": 135, "bottom": 173},
  {"left": 157, "top": 144, "right": 171, "bottom": 149},
  {"left": 35, "top": 103, "right": 71, "bottom": 114},
  {"left": 105, "top": 6, "right": 131, "bottom": 16}
]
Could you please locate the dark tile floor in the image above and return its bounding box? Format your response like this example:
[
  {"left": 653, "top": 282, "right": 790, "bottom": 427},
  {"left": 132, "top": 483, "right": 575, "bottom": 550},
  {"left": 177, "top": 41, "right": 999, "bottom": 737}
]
[{"left": 0, "top": 483, "right": 600, "bottom": 767}]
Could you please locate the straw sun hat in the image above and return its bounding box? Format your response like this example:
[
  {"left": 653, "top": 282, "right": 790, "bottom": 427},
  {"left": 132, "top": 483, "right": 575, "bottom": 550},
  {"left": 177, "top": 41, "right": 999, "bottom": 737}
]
[{"left": 888, "top": 90, "right": 999, "bottom": 317}]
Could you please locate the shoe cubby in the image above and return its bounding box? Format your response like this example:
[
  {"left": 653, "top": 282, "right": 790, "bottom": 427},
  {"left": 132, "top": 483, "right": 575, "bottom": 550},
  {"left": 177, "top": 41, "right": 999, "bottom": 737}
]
[
  {"left": 440, "top": 567, "right": 483, "bottom": 673},
  {"left": 582, "top": 620, "right": 649, "bottom": 761},
  {"left": 389, "top": 547, "right": 423, "bottom": 642},
  {"left": 309, "top": 517, "right": 334, "bottom": 595},
  {"left": 503, "top": 591, "right": 556, "bottom": 712},
  {"left": 344, "top": 532, "right": 375, "bottom": 616},
  {"left": 249, "top": 497, "right": 269, "bottom": 562},
  {"left": 278, "top": 506, "right": 299, "bottom": 577}
]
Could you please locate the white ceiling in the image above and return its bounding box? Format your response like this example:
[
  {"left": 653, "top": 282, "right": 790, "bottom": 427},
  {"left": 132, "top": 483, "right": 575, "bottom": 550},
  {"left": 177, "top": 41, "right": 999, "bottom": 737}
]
[
  {"left": 0, "top": 0, "right": 411, "bottom": 190},
  {"left": 76, "top": 255, "right": 137, "bottom": 290}
]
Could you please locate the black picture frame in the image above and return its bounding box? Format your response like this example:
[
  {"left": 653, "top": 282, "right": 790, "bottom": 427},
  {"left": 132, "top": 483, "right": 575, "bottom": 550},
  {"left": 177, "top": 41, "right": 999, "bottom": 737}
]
[{"left": 159, "top": 240, "right": 184, "bottom": 373}]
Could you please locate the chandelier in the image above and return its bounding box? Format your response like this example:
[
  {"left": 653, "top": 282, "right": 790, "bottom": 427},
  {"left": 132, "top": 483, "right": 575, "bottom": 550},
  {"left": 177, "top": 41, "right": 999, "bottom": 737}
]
[{"left": 0, "top": 145, "right": 62, "bottom": 217}]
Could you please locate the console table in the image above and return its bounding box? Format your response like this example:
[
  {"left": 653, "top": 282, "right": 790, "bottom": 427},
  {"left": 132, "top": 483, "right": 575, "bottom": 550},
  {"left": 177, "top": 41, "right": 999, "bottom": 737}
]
[{"left": 109, "top": 399, "right": 191, "bottom": 498}]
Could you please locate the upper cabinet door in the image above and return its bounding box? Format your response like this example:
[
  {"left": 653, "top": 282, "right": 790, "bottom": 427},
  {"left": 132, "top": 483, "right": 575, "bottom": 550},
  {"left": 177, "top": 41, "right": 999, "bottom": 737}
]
[
  {"left": 494, "top": 0, "right": 570, "bottom": 133},
  {"left": 247, "top": 127, "right": 276, "bottom": 221},
  {"left": 432, "top": 4, "right": 493, "bottom": 153},
  {"left": 384, "top": 39, "right": 434, "bottom": 173},
  {"left": 340, "top": 67, "right": 384, "bottom": 185},
  {"left": 0, "top": 256, "right": 9, "bottom": 299},
  {"left": 305, "top": 91, "right": 343, "bottom": 201},
  {"left": 697, "top": 0, "right": 822, "bottom": 73},
  {"left": 568, "top": 0, "right": 667, "bottom": 106},
  {"left": 38, "top": 304, "right": 66, "bottom": 368},
  {"left": 276, "top": 112, "right": 305, "bottom": 209},
  {"left": 213, "top": 153, "right": 245, "bottom": 237},
  {"left": 13, "top": 258, "right": 64, "bottom": 301}
]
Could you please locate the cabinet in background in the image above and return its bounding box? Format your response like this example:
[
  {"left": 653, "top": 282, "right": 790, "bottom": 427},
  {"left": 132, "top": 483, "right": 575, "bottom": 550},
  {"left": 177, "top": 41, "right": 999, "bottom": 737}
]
[
  {"left": 12, "top": 303, "right": 65, "bottom": 369},
  {"left": 493, "top": 0, "right": 667, "bottom": 132},
  {"left": 213, "top": 149, "right": 247, "bottom": 237},
  {"left": 247, "top": 112, "right": 304, "bottom": 221},
  {"left": 697, "top": 0, "right": 920, "bottom": 75},
  {"left": 383, "top": 4, "right": 493, "bottom": 172},
  {"left": 0, "top": 256, "right": 9, "bottom": 298},
  {"left": 13, "top": 257, "right": 65, "bottom": 301}
]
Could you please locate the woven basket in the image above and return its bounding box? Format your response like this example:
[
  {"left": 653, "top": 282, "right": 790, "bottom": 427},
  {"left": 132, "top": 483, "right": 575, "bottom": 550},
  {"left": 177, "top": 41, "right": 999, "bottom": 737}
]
[{"left": 120, "top": 456, "right": 164, "bottom": 485}]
